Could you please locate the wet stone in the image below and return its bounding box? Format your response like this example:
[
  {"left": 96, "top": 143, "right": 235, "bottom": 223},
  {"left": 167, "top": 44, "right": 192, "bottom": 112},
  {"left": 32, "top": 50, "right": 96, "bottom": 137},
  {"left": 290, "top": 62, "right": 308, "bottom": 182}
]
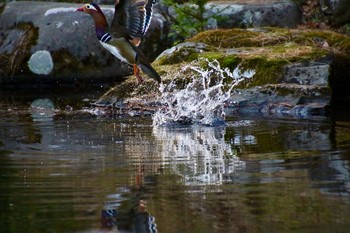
[
  {"left": 27, "top": 50, "right": 54, "bottom": 75},
  {"left": 284, "top": 62, "right": 330, "bottom": 86}
]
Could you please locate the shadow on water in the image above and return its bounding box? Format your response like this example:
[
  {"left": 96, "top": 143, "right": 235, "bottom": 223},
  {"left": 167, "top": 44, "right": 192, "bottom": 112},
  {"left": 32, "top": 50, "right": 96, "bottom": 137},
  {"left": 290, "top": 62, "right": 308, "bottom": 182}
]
[{"left": 1, "top": 90, "right": 350, "bottom": 233}]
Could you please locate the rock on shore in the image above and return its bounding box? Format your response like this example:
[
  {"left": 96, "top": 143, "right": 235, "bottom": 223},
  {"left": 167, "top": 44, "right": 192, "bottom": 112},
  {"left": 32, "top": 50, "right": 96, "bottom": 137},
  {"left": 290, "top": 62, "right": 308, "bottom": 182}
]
[
  {"left": 96, "top": 27, "right": 349, "bottom": 118},
  {"left": 0, "top": 1, "right": 169, "bottom": 86}
]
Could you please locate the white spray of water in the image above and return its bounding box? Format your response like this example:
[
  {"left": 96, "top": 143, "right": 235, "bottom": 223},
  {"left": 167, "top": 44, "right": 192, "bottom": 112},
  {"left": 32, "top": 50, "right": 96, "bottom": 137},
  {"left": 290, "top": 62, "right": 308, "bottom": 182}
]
[{"left": 153, "top": 59, "right": 255, "bottom": 126}]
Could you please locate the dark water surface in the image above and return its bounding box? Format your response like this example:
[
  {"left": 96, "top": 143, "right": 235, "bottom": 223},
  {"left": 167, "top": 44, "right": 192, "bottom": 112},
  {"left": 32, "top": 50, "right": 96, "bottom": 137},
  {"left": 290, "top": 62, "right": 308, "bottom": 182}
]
[{"left": 1, "top": 91, "right": 350, "bottom": 233}]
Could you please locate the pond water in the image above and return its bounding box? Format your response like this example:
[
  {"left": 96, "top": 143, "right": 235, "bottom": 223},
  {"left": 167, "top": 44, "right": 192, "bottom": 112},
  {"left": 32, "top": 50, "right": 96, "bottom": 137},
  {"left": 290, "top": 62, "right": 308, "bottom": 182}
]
[{"left": 1, "top": 90, "right": 350, "bottom": 233}]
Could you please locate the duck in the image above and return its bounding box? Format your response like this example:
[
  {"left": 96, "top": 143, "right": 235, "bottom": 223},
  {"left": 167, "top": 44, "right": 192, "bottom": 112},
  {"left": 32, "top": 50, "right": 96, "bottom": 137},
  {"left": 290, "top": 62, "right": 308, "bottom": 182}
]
[{"left": 77, "top": 0, "right": 161, "bottom": 83}]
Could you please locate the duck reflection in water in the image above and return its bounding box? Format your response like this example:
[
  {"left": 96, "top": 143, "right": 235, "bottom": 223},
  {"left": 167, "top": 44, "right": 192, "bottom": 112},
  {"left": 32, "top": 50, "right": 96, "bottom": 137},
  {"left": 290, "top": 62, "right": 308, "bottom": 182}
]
[
  {"left": 100, "top": 166, "right": 157, "bottom": 233},
  {"left": 100, "top": 200, "right": 157, "bottom": 233}
]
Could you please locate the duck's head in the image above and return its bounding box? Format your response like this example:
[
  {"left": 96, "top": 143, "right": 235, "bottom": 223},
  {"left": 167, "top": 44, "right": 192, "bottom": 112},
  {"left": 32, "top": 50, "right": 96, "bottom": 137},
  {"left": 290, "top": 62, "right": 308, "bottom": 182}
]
[
  {"left": 77, "top": 3, "right": 109, "bottom": 37},
  {"left": 77, "top": 3, "right": 104, "bottom": 15}
]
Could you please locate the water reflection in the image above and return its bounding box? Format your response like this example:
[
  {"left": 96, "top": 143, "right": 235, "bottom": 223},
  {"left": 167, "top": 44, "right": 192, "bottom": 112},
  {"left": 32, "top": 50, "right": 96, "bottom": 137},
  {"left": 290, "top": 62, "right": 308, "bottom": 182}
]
[
  {"left": 152, "top": 126, "right": 245, "bottom": 185},
  {"left": 101, "top": 195, "right": 157, "bottom": 233},
  {"left": 310, "top": 152, "right": 350, "bottom": 197},
  {"left": 1, "top": 110, "right": 350, "bottom": 232},
  {"left": 95, "top": 125, "right": 246, "bottom": 232},
  {"left": 30, "top": 98, "right": 55, "bottom": 122}
]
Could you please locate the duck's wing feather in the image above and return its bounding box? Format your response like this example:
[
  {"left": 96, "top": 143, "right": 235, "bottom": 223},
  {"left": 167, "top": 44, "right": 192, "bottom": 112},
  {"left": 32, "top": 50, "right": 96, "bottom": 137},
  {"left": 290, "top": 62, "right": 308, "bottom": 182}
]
[{"left": 111, "top": 0, "right": 156, "bottom": 38}]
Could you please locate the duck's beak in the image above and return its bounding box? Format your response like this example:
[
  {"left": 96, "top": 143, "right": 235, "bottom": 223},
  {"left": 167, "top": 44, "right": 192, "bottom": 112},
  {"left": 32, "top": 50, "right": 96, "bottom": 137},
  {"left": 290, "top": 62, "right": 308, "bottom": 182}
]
[{"left": 77, "top": 7, "right": 84, "bottom": 12}]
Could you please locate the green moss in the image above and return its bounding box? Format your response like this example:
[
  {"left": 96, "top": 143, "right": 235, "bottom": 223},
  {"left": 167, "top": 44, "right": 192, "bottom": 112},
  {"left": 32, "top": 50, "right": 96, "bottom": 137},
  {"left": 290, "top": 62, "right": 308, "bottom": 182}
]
[
  {"left": 198, "top": 46, "right": 325, "bottom": 89},
  {"left": 200, "top": 52, "right": 241, "bottom": 70},
  {"left": 188, "top": 27, "right": 350, "bottom": 56},
  {"left": 157, "top": 27, "right": 345, "bottom": 77},
  {"left": 219, "top": 55, "right": 241, "bottom": 70},
  {"left": 98, "top": 78, "right": 161, "bottom": 102},
  {"left": 188, "top": 28, "right": 295, "bottom": 48},
  {"left": 156, "top": 48, "right": 200, "bottom": 65},
  {"left": 188, "top": 29, "right": 262, "bottom": 48},
  {"left": 239, "top": 58, "right": 288, "bottom": 87},
  {"left": 195, "top": 52, "right": 287, "bottom": 89},
  {"left": 265, "top": 28, "right": 350, "bottom": 55},
  {"left": 269, "top": 44, "right": 329, "bottom": 62},
  {"left": 296, "top": 30, "right": 350, "bottom": 54}
]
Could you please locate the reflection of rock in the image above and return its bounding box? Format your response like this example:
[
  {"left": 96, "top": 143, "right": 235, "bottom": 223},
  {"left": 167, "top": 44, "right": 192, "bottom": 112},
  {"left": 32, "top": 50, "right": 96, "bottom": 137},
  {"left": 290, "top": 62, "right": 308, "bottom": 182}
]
[
  {"left": 286, "top": 130, "right": 331, "bottom": 151},
  {"left": 310, "top": 153, "right": 350, "bottom": 196},
  {"left": 30, "top": 98, "right": 55, "bottom": 121}
]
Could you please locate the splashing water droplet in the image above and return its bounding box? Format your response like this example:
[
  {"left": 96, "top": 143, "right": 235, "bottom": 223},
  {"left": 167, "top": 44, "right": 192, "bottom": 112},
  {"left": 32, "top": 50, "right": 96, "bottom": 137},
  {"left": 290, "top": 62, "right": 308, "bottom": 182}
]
[{"left": 153, "top": 59, "right": 254, "bottom": 126}]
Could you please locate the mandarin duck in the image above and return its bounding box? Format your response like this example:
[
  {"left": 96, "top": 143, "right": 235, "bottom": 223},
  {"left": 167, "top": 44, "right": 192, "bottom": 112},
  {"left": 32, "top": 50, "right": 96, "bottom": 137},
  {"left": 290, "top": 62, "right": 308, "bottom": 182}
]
[{"left": 77, "top": 0, "right": 161, "bottom": 83}]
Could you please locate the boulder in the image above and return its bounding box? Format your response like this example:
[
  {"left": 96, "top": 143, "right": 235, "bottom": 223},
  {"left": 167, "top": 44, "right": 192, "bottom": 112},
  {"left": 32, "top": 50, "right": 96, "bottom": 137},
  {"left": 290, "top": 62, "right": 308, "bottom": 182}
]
[
  {"left": 0, "top": 2, "right": 169, "bottom": 87},
  {"left": 326, "top": 0, "right": 350, "bottom": 25},
  {"left": 206, "top": 0, "right": 301, "bottom": 28},
  {"left": 293, "top": 0, "right": 350, "bottom": 26},
  {"left": 109, "top": 27, "right": 348, "bottom": 118}
]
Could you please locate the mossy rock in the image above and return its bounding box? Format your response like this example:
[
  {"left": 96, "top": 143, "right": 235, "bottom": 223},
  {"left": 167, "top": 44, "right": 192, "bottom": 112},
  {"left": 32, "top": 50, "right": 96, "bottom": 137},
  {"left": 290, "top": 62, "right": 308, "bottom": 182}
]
[
  {"left": 154, "top": 42, "right": 215, "bottom": 66},
  {"left": 99, "top": 27, "right": 348, "bottom": 117},
  {"left": 96, "top": 77, "right": 161, "bottom": 104},
  {"left": 188, "top": 27, "right": 350, "bottom": 55},
  {"left": 155, "top": 28, "right": 340, "bottom": 87},
  {"left": 154, "top": 27, "right": 349, "bottom": 92}
]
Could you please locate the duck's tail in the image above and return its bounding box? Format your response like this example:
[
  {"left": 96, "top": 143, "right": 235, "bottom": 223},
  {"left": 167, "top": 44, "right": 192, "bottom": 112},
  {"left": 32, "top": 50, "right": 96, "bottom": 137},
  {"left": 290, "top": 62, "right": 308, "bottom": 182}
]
[
  {"left": 135, "top": 47, "right": 161, "bottom": 83},
  {"left": 139, "top": 62, "right": 161, "bottom": 83}
]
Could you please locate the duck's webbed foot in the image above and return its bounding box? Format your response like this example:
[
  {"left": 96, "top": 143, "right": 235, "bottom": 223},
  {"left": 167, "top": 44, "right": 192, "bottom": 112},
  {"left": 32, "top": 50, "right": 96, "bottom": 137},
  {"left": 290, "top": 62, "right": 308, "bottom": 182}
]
[{"left": 133, "top": 64, "right": 144, "bottom": 84}]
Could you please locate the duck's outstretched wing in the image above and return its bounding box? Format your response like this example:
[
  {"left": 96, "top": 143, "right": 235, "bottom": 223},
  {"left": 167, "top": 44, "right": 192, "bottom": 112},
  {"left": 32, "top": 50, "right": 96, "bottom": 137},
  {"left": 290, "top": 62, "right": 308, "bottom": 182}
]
[{"left": 111, "top": 0, "right": 156, "bottom": 39}]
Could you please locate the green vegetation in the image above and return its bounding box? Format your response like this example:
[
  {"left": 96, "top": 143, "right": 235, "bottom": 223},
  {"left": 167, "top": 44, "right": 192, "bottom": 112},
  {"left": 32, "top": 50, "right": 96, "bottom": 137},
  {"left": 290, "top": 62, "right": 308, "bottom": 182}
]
[
  {"left": 188, "top": 27, "right": 350, "bottom": 55},
  {"left": 164, "top": 0, "right": 226, "bottom": 44}
]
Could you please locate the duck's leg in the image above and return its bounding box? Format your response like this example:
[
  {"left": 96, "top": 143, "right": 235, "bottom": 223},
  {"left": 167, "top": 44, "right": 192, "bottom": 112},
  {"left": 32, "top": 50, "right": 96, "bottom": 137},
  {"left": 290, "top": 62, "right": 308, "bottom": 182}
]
[
  {"left": 130, "top": 37, "right": 141, "bottom": 47},
  {"left": 133, "top": 64, "right": 144, "bottom": 84}
]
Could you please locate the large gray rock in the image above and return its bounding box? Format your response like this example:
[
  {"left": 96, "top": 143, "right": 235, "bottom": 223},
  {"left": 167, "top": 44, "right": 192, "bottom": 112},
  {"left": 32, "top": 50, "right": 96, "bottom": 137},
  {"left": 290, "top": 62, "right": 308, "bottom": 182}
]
[
  {"left": 223, "top": 60, "right": 332, "bottom": 117},
  {"left": 326, "top": 0, "right": 350, "bottom": 25},
  {"left": 283, "top": 62, "right": 330, "bottom": 86},
  {"left": 293, "top": 0, "right": 350, "bottom": 26},
  {"left": 206, "top": 0, "right": 301, "bottom": 28},
  {"left": 0, "top": 2, "right": 169, "bottom": 87},
  {"left": 228, "top": 57, "right": 332, "bottom": 117}
]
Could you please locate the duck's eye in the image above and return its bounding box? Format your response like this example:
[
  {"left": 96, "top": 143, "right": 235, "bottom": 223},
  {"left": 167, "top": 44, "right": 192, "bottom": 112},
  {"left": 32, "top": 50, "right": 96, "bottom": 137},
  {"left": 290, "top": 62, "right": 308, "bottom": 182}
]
[{"left": 86, "top": 4, "right": 97, "bottom": 11}]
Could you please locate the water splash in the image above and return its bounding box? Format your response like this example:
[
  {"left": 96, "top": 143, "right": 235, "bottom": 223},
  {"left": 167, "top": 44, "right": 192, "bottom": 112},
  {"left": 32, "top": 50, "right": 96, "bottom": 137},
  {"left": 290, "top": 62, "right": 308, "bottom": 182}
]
[{"left": 153, "top": 59, "right": 254, "bottom": 126}]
